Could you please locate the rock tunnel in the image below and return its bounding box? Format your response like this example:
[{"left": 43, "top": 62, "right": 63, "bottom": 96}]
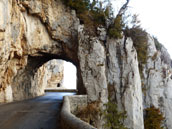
[
  {"left": 0, "top": 0, "right": 107, "bottom": 104},
  {"left": 0, "top": 0, "right": 90, "bottom": 102},
  {"left": 11, "top": 53, "right": 86, "bottom": 101}
]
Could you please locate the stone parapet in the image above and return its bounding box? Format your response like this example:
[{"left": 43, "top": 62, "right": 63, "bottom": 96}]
[{"left": 61, "top": 95, "right": 96, "bottom": 129}]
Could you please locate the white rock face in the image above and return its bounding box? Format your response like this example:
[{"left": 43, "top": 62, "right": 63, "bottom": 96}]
[
  {"left": 78, "top": 25, "right": 108, "bottom": 104},
  {"left": 107, "top": 37, "right": 144, "bottom": 129},
  {"left": 143, "top": 35, "right": 172, "bottom": 129}
]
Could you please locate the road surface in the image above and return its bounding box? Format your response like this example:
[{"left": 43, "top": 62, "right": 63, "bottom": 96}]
[{"left": 0, "top": 92, "right": 75, "bottom": 129}]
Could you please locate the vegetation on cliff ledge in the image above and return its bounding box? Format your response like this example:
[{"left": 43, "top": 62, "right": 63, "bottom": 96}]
[
  {"left": 62, "top": 0, "right": 128, "bottom": 39},
  {"left": 62, "top": 0, "right": 107, "bottom": 35}
]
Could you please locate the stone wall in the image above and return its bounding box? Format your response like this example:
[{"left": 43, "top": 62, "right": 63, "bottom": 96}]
[{"left": 61, "top": 95, "right": 96, "bottom": 129}]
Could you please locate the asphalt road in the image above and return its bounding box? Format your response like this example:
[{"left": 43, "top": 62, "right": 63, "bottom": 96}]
[{"left": 0, "top": 92, "right": 75, "bottom": 129}]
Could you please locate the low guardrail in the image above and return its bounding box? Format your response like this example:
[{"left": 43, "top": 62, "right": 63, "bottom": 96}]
[{"left": 61, "top": 95, "right": 97, "bottom": 129}]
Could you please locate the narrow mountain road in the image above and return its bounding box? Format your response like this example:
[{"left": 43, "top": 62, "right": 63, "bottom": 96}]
[{"left": 0, "top": 92, "right": 75, "bottom": 129}]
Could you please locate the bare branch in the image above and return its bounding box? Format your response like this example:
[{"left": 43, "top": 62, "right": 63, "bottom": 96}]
[{"left": 117, "top": 0, "right": 130, "bottom": 16}]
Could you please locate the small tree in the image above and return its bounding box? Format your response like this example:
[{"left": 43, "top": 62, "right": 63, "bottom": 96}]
[
  {"left": 144, "top": 106, "right": 165, "bottom": 129},
  {"left": 63, "top": 0, "right": 90, "bottom": 13},
  {"left": 108, "top": 15, "right": 124, "bottom": 39}
]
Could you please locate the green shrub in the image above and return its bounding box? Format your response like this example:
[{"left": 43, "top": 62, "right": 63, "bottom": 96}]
[
  {"left": 62, "top": 0, "right": 111, "bottom": 36},
  {"left": 90, "top": 8, "right": 106, "bottom": 26},
  {"left": 63, "top": 0, "right": 90, "bottom": 14},
  {"left": 108, "top": 15, "right": 124, "bottom": 39},
  {"left": 144, "top": 106, "right": 165, "bottom": 129},
  {"left": 103, "top": 101, "right": 128, "bottom": 129}
]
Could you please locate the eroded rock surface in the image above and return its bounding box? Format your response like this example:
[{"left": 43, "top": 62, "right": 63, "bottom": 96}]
[
  {"left": 107, "top": 37, "right": 144, "bottom": 129},
  {"left": 142, "top": 35, "right": 172, "bottom": 129}
]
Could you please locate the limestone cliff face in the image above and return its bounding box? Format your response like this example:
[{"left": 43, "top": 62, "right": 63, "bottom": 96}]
[
  {"left": 78, "top": 25, "right": 108, "bottom": 103},
  {"left": 0, "top": 0, "right": 172, "bottom": 129},
  {"left": 107, "top": 37, "right": 144, "bottom": 129},
  {"left": 142, "top": 35, "right": 172, "bottom": 129}
]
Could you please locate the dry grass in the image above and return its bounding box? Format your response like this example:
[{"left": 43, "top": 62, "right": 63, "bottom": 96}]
[{"left": 75, "top": 101, "right": 100, "bottom": 128}]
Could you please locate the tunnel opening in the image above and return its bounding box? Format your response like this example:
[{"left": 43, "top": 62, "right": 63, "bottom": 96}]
[
  {"left": 35, "top": 59, "right": 77, "bottom": 92},
  {"left": 11, "top": 54, "right": 86, "bottom": 101}
]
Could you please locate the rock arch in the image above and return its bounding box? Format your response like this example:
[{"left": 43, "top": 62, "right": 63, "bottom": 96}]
[
  {"left": 0, "top": 0, "right": 86, "bottom": 102},
  {"left": 11, "top": 54, "right": 85, "bottom": 101},
  {"left": 0, "top": 0, "right": 107, "bottom": 104}
]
